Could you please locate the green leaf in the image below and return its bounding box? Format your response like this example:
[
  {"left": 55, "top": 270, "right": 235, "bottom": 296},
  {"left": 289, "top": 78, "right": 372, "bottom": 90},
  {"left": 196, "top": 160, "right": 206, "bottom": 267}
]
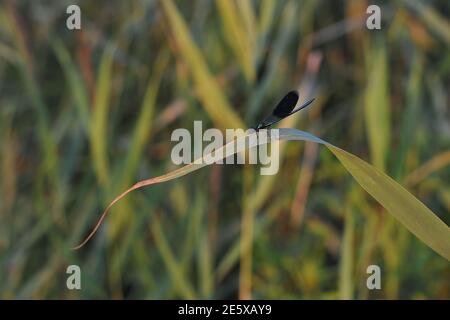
[
  {"left": 74, "top": 129, "right": 450, "bottom": 262},
  {"left": 364, "top": 44, "right": 390, "bottom": 171},
  {"left": 160, "top": 0, "right": 245, "bottom": 130}
]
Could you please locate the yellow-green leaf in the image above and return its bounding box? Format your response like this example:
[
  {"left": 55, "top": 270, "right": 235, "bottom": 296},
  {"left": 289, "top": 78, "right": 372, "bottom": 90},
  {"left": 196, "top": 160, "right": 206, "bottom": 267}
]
[
  {"left": 74, "top": 128, "right": 450, "bottom": 262},
  {"left": 91, "top": 49, "right": 114, "bottom": 185},
  {"left": 364, "top": 44, "right": 390, "bottom": 170},
  {"left": 160, "top": 0, "right": 245, "bottom": 130}
]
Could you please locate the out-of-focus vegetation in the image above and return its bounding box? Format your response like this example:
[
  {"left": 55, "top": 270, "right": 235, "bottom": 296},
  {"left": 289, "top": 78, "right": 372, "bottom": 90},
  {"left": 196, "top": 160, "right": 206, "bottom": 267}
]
[{"left": 0, "top": 0, "right": 449, "bottom": 299}]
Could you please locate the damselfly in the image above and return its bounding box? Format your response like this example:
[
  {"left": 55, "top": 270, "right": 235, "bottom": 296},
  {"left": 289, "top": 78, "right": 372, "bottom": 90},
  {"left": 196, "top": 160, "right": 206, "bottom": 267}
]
[{"left": 254, "top": 90, "right": 314, "bottom": 130}]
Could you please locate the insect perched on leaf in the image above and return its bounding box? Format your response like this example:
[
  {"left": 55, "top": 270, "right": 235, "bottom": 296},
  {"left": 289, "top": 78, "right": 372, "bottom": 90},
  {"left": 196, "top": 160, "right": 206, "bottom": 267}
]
[{"left": 254, "top": 90, "right": 315, "bottom": 130}]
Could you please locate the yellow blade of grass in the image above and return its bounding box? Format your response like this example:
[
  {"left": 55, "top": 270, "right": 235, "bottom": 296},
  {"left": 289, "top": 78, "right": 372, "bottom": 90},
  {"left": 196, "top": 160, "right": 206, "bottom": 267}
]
[
  {"left": 258, "top": 0, "right": 276, "bottom": 37},
  {"left": 364, "top": 44, "right": 390, "bottom": 171},
  {"left": 119, "top": 51, "right": 170, "bottom": 187},
  {"left": 90, "top": 49, "right": 115, "bottom": 185},
  {"left": 327, "top": 144, "right": 450, "bottom": 261},
  {"left": 402, "top": 0, "right": 450, "bottom": 44},
  {"left": 236, "top": 0, "right": 257, "bottom": 55},
  {"left": 150, "top": 216, "right": 197, "bottom": 299},
  {"left": 339, "top": 200, "right": 355, "bottom": 300},
  {"left": 53, "top": 40, "right": 90, "bottom": 133},
  {"left": 160, "top": 0, "right": 245, "bottom": 130},
  {"left": 73, "top": 129, "right": 450, "bottom": 262},
  {"left": 216, "top": 0, "right": 255, "bottom": 82},
  {"left": 405, "top": 150, "right": 450, "bottom": 187}
]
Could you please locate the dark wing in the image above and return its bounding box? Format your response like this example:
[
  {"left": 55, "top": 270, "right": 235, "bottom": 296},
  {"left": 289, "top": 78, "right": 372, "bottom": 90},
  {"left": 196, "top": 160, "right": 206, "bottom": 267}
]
[
  {"left": 286, "top": 97, "right": 315, "bottom": 117},
  {"left": 255, "top": 90, "right": 299, "bottom": 130},
  {"left": 273, "top": 90, "right": 299, "bottom": 118},
  {"left": 255, "top": 93, "right": 314, "bottom": 130}
]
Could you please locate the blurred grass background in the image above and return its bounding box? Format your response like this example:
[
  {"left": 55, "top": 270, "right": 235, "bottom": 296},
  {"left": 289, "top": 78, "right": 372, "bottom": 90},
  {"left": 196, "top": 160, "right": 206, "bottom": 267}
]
[{"left": 0, "top": 0, "right": 449, "bottom": 299}]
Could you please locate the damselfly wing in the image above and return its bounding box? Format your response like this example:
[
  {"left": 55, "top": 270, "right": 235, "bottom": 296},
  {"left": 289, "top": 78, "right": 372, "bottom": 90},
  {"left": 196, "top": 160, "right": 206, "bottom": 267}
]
[{"left": 254, "top": 90, "right": 315, "bottom": 130}]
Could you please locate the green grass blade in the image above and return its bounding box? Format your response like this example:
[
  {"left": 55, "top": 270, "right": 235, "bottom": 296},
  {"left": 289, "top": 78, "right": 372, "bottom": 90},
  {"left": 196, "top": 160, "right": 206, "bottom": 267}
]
[
  {"left": 75, "top": 128, "right": 450, "bottom": 262},
  {"left": 160, "top": 0, "right": 245, "bottom": 130},
  {"left": 328, "top": 145, "right": 450, "bottom": 261},
  {"left": 364, "top": 43, "right": 390, "bottom": 171},
  {"left": 216, "top": 0, "right": 255, "bottom": 82},
  {"left": 90, "top": 49, "right": 114, "bottom": 185}
]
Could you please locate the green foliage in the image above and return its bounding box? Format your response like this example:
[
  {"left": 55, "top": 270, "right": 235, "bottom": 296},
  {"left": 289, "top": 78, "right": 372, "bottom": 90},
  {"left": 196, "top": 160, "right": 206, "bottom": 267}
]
[{"left": 0, "top": 0, "right": 449, "bottom": 299}]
